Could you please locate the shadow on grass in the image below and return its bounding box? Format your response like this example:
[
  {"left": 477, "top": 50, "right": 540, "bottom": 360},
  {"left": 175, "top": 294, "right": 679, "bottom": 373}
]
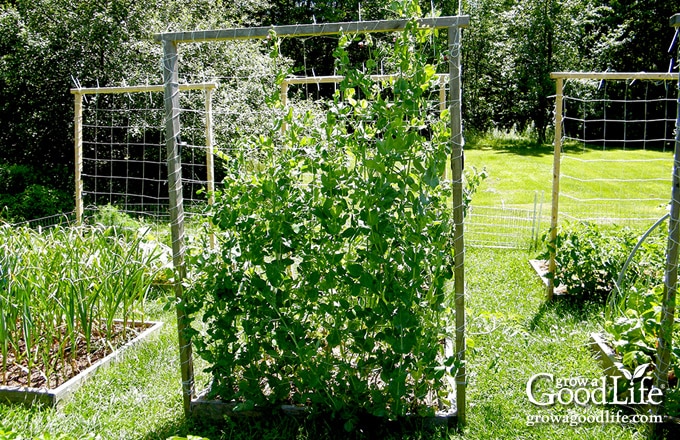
[
  {"left": 141, "top": 411, "right": 458, "bottom": 440},
  {"left": 465, "top": 134, "right": 658, "bottom": 158},
  {"left": 466, "top": 136, "right": 554, "bottom": 157},
  {"left": 528, "top": 294, "right": 606, "bottom": 332}
]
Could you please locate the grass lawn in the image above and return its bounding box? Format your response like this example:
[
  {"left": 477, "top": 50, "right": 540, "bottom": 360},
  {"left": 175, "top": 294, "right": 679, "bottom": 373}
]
[
  {"left": 465, "top": 132, "right": 672, "bottom": 215},
  {"left": 0, "top": 247, "right": 653, "bottom": 439},
  {"left": 463, "top": 132, "right": 673, "bottom": 249}
]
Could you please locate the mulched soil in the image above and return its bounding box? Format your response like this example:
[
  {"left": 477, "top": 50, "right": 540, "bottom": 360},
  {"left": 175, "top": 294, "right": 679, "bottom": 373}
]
[{"left": 0, "top": 321, "right": 146, "bottom": 389}]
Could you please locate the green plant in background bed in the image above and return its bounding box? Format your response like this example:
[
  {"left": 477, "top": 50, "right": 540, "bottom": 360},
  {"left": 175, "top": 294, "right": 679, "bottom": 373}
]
[
  {"left": 604, "top": 283, "right": 680, "bottom": 420},
  {"left": 606, "top": 284, "right": 664, "bottom": 369},
  {"left": 89, "top": 204, "right": 143, "bottom": 236},
  {"left": 541, "top": 221, "right": 666, "bottom": 300},
  {"left": 545, "top": 221, "right": 680, "bottom": 417},
  {"left": 188, "top": 18, "right": 479, "bottom": 425}
]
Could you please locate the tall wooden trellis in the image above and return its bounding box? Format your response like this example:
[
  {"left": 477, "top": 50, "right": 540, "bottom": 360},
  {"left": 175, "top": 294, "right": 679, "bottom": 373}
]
[
  {"left": 546, "top": 71, "right": 677, "bottom": 301},
  {"left": 154, "top": 16, "right": 470, "bottom": 423},
  {"left": 544, "top": 13, "right": 680, "bottom": 424},
  {"left": 70, "top": 82, "right": 217, "bottom": 225}
]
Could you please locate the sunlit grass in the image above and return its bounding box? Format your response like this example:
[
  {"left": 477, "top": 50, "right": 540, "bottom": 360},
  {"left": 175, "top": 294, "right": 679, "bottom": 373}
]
[{"left": 465, "top": 133, "right": 673, "bottom": 234}]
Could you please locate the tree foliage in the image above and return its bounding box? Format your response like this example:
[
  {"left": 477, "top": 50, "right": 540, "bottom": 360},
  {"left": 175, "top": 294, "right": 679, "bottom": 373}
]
[
  {"left": 1, "top": 0, "right": 679, "bottom": 220},
  {"left": 460, "top": 0, "right": 680, "bottom": 140},
  {"left": 0, "top": 0, "right": 272, "bottom": 221}
]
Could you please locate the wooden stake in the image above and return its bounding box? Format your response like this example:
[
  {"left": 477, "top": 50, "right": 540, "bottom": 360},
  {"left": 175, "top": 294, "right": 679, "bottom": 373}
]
[
  {"left": 547, "top": 77, "right": 563, "bottom": 301},
  {"left": 205, "top": 87, "right": 216, "bottom": 249},
  {"left": 73, "top": 92, "right": 84, "bottom": 225},
  {"left": 162, "top": 39, "right": 194, "bottom": 417},
  {"left": 449, "top": 24, "right": 466, "bottom": 427}
]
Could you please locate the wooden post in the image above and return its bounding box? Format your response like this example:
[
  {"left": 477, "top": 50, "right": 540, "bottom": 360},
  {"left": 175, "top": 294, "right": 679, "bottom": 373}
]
[
  {"left": 205, "top": 86, "right": 216, "bottom": 249},
  {"left": 546, "top": 77, "right": 564, "bottom": 301},
  {"left": 155, "top": 16, "right": 470, "bottom": 43},
  {"left": 449, "top": 24, "right": 466, "bottom": 427},
  {"left": 73, "top": 92, "right": 84, "bottom": 225},
  {"left": 654, "top": 14, "right": 680, "bottom": 422},
  {"left": 162, "top": 39, "right": 194, "bottom": 417},
  {"left": 280, "top": 80, "right": 289, "bottom": 133}
]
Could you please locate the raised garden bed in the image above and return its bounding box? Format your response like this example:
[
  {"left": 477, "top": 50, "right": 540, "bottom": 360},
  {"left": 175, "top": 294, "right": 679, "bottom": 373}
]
[
  {"left": 528, "top": 259, "right": 567, "bottom": 296},
  {"left": 189, "top": 389, "right": 457, "bottom": 428},
  {"left": 589, "top": 332, "right": 626, "bottom": 379},
  {"left": 0, "top": 320, "right": 162, "bottom": 407},
  {"left": 589, "top": 332, "right": 680, "bottom": 433},
  {"left": 189, "top": 337, "right": 459, "bottom": 427}
]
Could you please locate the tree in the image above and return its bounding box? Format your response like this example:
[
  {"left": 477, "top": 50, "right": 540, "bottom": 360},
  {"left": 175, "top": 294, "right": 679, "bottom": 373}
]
[
  {"left": 459, "top": 0, "right": 679, "bottom": 140},
  {"left": 0, "top": 0, "right": 275, "bottom": 221},
  {"left": 598, "top": 0, "right": 680, "bottom": 72}
]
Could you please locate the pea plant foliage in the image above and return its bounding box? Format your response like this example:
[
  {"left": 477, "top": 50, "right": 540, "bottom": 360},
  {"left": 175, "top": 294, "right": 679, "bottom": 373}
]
[{"left": 188, "top": 21, "right": 479, "bottom": 422}]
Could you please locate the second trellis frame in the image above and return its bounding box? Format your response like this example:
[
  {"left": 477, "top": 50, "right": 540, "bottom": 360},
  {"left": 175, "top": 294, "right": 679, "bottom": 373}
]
[
  {"left": 547, "top": 50, "right": 680, "bottom": 425},
  {"left": 546, "top": 71, "right": 677, "bottom": 301},
  {"left": 155, "top": 15, "right": 470, "bottom": 424},
  {"left": 71, "top": 82, "right": 218, "bottom": 225}
]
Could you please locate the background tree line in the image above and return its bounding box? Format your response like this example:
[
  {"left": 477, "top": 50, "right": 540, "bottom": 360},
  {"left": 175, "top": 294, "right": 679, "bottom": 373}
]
[{"left": 1, "top": 0, "right": 679, "bottom": 221}]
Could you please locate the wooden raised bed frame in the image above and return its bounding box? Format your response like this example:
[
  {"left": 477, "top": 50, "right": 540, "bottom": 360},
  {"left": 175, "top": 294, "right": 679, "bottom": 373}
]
[{"left": 0, "top": 320, "right": 163, "bottom": 408}]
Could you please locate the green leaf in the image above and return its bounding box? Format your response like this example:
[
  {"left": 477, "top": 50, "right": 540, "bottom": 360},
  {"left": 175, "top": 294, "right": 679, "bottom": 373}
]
[{"left": 347, "top": 263, "right": 363, "bottom": 278}]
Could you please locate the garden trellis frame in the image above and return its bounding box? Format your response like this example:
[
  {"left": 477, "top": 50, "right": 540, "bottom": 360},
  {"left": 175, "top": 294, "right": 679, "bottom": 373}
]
[
  {"left": 546, "top": 71, "right": 677, "bottom": 301},
  {"left": 155, "top": 15, "right": 470, "bottom": 422},
  {"left": 549, "top": 14, "right": 680, "bottom": 419},
  {"left": 71, "top": 82, "right": 218, "bottom": 225}
]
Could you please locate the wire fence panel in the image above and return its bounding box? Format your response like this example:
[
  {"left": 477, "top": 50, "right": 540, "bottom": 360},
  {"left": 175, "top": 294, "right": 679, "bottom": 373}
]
[
  {"left": 558, "top": 75, "right": 675, "bottom": 228},
  {"left": 71, "top": 84, "right": 217, "bottom": 224},
  {"left": 466, "top": 201, "right": 545, "bottom": 250}
]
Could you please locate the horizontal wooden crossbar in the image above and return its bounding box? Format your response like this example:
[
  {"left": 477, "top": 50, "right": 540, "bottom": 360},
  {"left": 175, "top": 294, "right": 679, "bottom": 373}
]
[
  {"left": 550, "top": 72, "right": 676, "bottom": 81},
  {"left": 70, "top": 82, "right": 218, "bottom": 95},
  {"left": 154, "top": 16, "right": 470, "bottom": 43},
  {"left": 281, "top": 73, "right": 448, "bottom": 85}
]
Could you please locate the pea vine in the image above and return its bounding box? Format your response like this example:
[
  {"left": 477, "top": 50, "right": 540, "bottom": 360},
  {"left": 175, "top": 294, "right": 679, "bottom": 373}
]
[{"left": 188, "top": 19, "right": 482, "bottom": 424}]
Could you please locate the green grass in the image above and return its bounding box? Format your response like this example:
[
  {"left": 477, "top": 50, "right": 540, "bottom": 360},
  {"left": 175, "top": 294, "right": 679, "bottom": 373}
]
[
  {"left": 465, "top": 132, "right": 672, "bottom": 222},
  {"left": 0, "top": 248, "right": 658, "bottom": 439},
  {"left": 463, "top": 131, "right": 673, "bottom": 249},
  {"left": 452, "top": 249, "right": 645, "bottom": 440},
  {"left": 465, "top": 130, "right": 556, "bottom": 210}
]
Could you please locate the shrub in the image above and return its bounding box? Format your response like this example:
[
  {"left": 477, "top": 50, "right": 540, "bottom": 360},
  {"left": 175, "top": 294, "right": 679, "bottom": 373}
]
[
  {"left": 90, "top": 204, "right": 142, "bottom": 236},
  {"left": 0, "top": 163, "right": 73, "bottom": 223},
  {"left": 541, "top": 221, "right": 666, "bottom": 299}
]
